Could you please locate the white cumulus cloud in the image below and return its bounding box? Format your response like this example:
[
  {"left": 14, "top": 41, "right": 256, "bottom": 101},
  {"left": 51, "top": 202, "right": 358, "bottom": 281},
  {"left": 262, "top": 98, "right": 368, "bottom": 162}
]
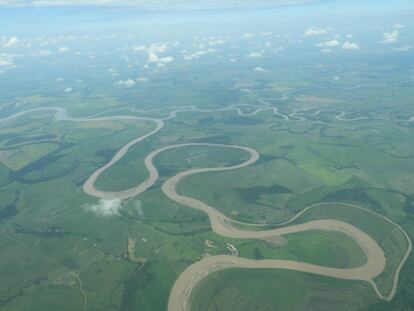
[
  {"left": 382, "top": 30, "right": 399, "bottom": 44},
  {"left": 394, "top": 45, "right": 412, "bottom": 52},
  {"left": 246, "top": 52, "right": 262, "bottom": 58},
  {"left": 84, "top": 199, "right": 123, "bottom": 216},
  {"left": 342, "top": 41, "right": 359, "bottom": 50},
  {"left": 0, "top": 53, "right": 15, "bottom": 67},
  {"left": 254, "top": 66, "right": 268, "bottom": 72},
  {"left": 114, "top": 79, "right": 136, "bottom": 87},
  {"left": 3, "top": 36, "right": 18, "bottom": 48},
  {"left": 183, "top": 48, "right": 216, "bottom": 60},
  {"left": 241, "top": 33, "right": 255, "bottom": 39},
  {"left": 147, "top": 52, "right": 174, "bottom": 63},
  {"left": 303, "top": 27, "right": 328, "bottom": 37},
  {"left": 184, "top": 50, "right": 206, "bottom": 60},
  {"left": 208, "top": 37, "right": 225, "bottom": 46},
  {"left": 148, "top": 43, "right": 168, "bottom": 53},
  {"left": 317, "top": 39, "right": 340, "bottom": 47},
  {"left": 0, "top": 58, "right": 12, "bottom": 67},
  {"left": 132, "top": 44, "right": 146, "bottom": 52}
]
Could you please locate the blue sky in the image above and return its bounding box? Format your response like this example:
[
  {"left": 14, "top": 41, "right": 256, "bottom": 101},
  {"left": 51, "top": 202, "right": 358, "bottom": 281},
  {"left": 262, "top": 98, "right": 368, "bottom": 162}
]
[
  {"left": 1, "top": 0, "right": 412, "bottom": 91},
  {"left": 0, "top": 0, "right": 413, "bottom": 34},
  {"left": 1, "top": 0, "right": 413, "bottom": 22},
  {"left": 0, "top": 0, "right": 413, "bottom": 11}
]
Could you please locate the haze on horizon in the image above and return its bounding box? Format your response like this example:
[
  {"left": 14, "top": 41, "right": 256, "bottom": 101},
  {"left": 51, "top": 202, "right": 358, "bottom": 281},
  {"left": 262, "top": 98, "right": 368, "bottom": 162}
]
[{"left": 0, "top": 1, "right": 413, "bottom": 311}]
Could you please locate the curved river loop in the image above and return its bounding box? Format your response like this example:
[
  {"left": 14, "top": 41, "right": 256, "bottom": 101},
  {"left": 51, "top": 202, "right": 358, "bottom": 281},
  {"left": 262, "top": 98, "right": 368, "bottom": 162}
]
[{"left": 1, "top": 102, "right": 412, "bottom": 311}]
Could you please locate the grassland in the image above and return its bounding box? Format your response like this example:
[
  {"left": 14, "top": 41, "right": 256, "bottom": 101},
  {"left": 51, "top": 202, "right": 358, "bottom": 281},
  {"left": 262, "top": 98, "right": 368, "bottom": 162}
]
[
  {"left": 190, "top": 269, "right": 377, "bottom": 311},
  {"left": 236, "top": 230, "right": 366, "bottom": 268},
  {"left": 1, "top": 50, "right": 414, "bottom": 311}
]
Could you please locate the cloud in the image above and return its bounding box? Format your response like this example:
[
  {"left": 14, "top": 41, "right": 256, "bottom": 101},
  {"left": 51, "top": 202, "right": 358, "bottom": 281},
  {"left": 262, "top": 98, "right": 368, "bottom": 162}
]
[
  {"left": 382, "top": 30, "right": 399, "bottom": 44},
  {"left": 58, "top": 46, "right": 69, "bottom": 52},
  {"left": 246, "top": 52, "right": 262, "bottom": 58},
  {"left": 303, "top": 27, "right": 328, "bottom": 37},
  {"left": 0, "top": 0, "right": 327, "bottom": 9},
  {"left": 84, "top": 199, "right": 123, "bottom": 216},
  {"left": 0, "top": 57, "right": 13, "bottom": 67},
  {"left": 0, "top": 58, "right": 12, "bottom": 67},
  {"left": 184, "top": 50, "right": 206, "bottom": 60},
  {"left": 342, "top": 41, "right": 359, "bottom": 50},
  {"left": 208, "top": 37, "right": 225, "bottom": 46},
  {"left": 0, "top": 53, "right": 15, "bottom": 67},
  {"left": 147, "top": 52, "right": 174, "bottom": 63},
  {"left": 32, "top": 50, "right": 52, "bottom": 57},
  {"left": 241, "top": 33, "right": 255, "bottom": 39},
  {"left": 317, "top": 39, "right": 340, "bottom": 47},
  {"left": 147, "top": 43, "right": 168, "bottom": 53},
  {"left": 147, "top": 53, "right": 159, "bottom": 62},
  {"left": 3, "top": 36, "right": 18, "bottom": 48},
  {"left": 394, "top": 45, "right": 412, "bottom": 52},
  {"left": 64, "top": 86, "right": 72, "bottom": 93},
  {"left": 183, "top": 48, "right": 216, "bottom": 60},
  {"left": 132, "top": 45, "right": 146, "bottom": 52},
  {"left": 254, "top": 66, "right": 268, "bottom": 72},
  {"left": 394, "top": 23, "right": 405, "bottom": 29},
  {"left": 114, "top": 79, "right": 136, "bottom": 87}
]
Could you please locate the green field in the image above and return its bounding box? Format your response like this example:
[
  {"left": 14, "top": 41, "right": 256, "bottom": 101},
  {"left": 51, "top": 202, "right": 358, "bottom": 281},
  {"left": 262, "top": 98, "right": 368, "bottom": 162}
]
[
  {"left": 191, "top": 269, "right": 377, "bottom": 311},
  {"left": 1, "top": 17, "right": 414, "bottom": 311}
]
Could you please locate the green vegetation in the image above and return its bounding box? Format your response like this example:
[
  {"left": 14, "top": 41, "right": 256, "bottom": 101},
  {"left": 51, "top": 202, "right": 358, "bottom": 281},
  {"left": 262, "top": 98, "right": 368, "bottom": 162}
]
[
  {"left": 293, "top": 203, "right": 409, "bottom": 298},
  {"left": 0, "top": 143, "right": 59, "bottom": 171},
  {"left": 191, "top": 269, "right": 377, "bottom": 311},
  {"left": 1, "top": 49, "right": 414, "bottom": 311},
  {"left": 237, "top": 230, "right": 366, "bottom": 268}
]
